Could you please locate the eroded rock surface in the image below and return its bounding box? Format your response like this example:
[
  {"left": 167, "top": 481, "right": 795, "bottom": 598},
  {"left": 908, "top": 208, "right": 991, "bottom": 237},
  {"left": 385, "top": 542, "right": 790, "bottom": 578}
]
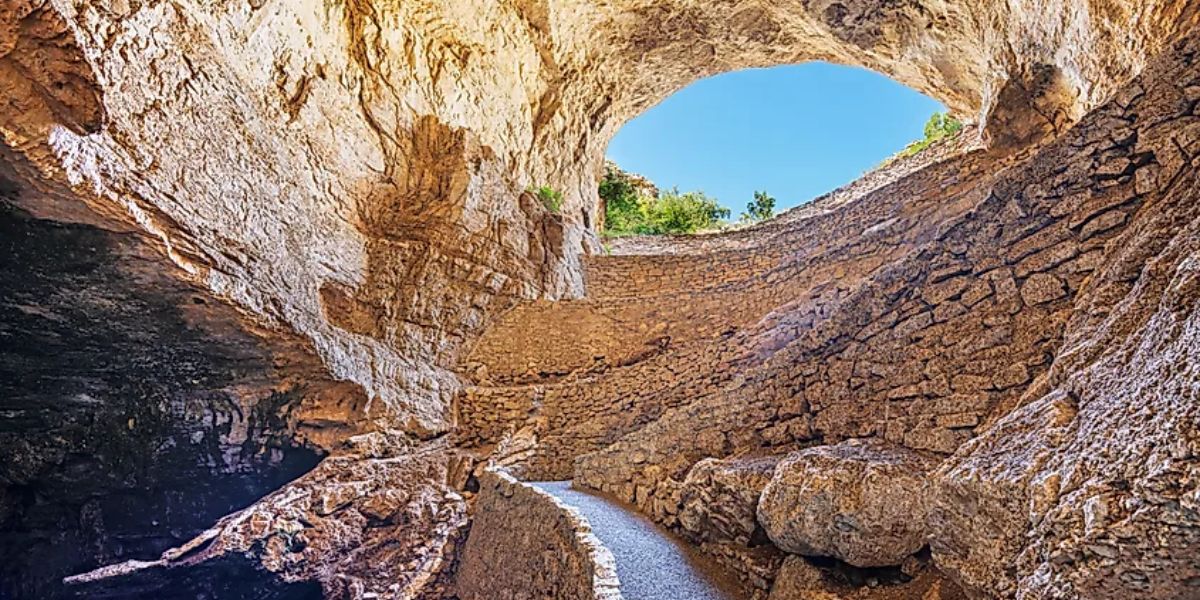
[
  {"left": 929, "top": 45, "right": 1200, "bottom": 595},
  {"left": 0, "top": 174, "right": 338, "bottom": 598},
  {"left": 679, "top": 456, "right": 782, "bottom": 547},
  {"left": 758, "top": 440, "right": 938, "bottom": 568},
  {"left": 67, "top": 434, "right": 470, "bottom": 600}
]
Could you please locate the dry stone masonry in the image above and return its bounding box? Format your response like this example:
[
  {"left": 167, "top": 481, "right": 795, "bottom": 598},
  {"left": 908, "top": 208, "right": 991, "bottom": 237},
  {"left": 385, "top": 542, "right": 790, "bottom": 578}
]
[
  {"left": 2, "top": 1, "right": 1200, "bottom": 599},
  {"left": 455, "top": 470, "right": 621, "bottom": 600}
]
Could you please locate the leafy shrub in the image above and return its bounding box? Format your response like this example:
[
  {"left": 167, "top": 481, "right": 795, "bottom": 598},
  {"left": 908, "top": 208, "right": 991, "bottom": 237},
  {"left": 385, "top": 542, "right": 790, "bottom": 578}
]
[
  {"left": 741, "top": 190, "right": 776, "bottom": 223},
  {"left": 531, "top": 185, "right": 563, "bottom": 213},
  {"left": 638, "top": 189, "right": 730, "bottom": 235},
  {"left": 892, "top": 112, "right": 965, "bottom": 161},
  {"left": 599, "top": 167, "right": 730, "bottom": 236}
]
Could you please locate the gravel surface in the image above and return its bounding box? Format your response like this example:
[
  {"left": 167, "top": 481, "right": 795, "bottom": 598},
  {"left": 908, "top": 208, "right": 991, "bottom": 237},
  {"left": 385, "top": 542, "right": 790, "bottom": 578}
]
[{"left": 533, "top": 481, "right": 750, "bottom": 600}]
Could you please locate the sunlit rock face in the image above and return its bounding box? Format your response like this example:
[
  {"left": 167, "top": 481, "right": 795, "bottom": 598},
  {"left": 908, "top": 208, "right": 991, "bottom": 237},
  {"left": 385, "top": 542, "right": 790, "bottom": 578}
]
[
  {"left": 2, "top": 0, "right": 1196, "bottom": 433},
  {"left": 928, "top": 47, "right": 1200, "bottom": 595}
]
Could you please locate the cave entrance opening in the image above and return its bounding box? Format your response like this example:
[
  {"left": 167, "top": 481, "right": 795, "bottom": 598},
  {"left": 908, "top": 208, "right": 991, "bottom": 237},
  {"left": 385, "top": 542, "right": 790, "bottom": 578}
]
[{"left": 599, "top": 62, "right": 967, "bottom": 239}]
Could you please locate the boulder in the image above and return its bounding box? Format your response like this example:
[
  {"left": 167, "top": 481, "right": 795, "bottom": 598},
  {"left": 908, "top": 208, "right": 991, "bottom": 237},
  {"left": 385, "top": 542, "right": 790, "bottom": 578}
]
[
  {"left": 758, "top": 439, "right": 939, "bottom": 567},
  {"left": 678, "top": 455, "right": 782, "bottom": 545}
]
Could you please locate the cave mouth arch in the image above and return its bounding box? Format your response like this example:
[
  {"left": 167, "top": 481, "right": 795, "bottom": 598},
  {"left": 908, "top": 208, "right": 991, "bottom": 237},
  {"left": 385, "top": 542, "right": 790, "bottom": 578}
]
[{"left": 595, "top": 62, "right": 974, "bottom": 243}]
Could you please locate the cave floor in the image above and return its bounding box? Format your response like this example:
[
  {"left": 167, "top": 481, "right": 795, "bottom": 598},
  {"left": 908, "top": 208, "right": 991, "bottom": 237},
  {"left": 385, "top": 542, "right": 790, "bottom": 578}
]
[{"left": 532, "top": 481, "right": 750, "bottom": 600}]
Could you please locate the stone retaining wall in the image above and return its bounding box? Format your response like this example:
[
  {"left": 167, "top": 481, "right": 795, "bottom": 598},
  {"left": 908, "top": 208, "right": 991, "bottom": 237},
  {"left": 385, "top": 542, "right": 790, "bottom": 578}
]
[{"left": 455, "top": 469, "right": 621, "bottom": 600}]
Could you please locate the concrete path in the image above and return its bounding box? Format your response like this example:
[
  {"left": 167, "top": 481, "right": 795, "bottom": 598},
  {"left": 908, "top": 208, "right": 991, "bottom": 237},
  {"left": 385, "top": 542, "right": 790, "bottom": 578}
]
[{"left": 532, "top": 481, "right": 750, "bottom": 600}]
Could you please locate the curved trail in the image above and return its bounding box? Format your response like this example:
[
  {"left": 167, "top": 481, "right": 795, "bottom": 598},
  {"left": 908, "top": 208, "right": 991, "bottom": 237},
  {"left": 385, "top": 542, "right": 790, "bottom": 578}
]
[{"left": 532, "top": 482, "right": 750, "bottom": 600}]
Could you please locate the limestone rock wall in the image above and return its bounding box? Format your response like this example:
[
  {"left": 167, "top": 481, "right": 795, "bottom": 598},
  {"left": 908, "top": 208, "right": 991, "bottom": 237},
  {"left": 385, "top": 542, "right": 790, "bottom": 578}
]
[
  {"left": 68, "top": 434, "right": 472, "bottom": 600},
  {"left": 2, "top": 0, "right": 1196, "bottom": 436},
  {"left": 1, "top": 119, "right": 464, "bottom": 600},
  {"left": 929, "top": 39, "right": 1200, "bottom": 597},
  {"left": 3, "top": 2, "right": 1200, "bottom": 599},
  {"left": 455, "top": 470, "right": 621, "bottom": 600}
]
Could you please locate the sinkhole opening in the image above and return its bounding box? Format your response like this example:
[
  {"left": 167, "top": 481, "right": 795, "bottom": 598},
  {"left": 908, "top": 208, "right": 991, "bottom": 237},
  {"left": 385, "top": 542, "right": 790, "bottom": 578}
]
[{"left": 598, "top": 63, "right": 970, "bottom": 239}]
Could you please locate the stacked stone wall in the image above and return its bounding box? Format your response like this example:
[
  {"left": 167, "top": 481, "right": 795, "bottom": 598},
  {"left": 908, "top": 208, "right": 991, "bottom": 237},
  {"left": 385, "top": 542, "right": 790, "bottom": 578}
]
[
  {"left": 466, "top": 129, "right": 994, "bottom": 387},
  {"left": 455, "top": 469, "right": 621, "bottom": 600}
]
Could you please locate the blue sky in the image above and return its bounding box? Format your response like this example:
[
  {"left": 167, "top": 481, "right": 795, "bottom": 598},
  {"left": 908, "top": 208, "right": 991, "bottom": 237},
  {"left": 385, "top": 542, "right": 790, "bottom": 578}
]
[{"left": 606, "top": 62, "right": 945, "bottom": 213}]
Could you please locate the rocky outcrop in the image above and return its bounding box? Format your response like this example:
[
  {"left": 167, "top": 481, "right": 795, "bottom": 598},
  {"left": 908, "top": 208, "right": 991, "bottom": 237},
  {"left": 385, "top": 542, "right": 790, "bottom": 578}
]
[
  {"left": 758, "top": 440, "right": 937, "bottom": 568},
  {"left": 679, "top": 456, "right": 782, "bottom": 546},
  {"left": 675, "top": 455, "right": 788, "bottom": 593},
  {"left": 928, "top": 43, "right": 1200, "bottom": 596},
  {"left": 0, "top": 165, "right": 355, "bottom": 598},
  {"left": 455, "top": 470, "right": 621, "bottom": 600},
  {"left": 67, "top": 434, "right": 470, "bottom": 600}
]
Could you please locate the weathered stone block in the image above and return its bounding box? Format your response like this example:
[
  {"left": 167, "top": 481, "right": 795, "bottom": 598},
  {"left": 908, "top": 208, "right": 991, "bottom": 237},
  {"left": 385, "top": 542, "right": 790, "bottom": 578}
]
[
  {"left": 1020, "top": 273, "right": 1067, "bottom": 305},
  {"left": 678, "top": 455, "right": 782, "bottom": 545},
  {"left": 758, "top": 439, "right": 940, "bottom": 567}
]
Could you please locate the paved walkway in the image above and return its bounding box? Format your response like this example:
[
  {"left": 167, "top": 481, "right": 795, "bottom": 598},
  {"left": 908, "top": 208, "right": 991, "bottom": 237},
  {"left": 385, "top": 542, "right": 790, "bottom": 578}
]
[{"left": 532, "top": 481, "right": 749, "bottom": 600}]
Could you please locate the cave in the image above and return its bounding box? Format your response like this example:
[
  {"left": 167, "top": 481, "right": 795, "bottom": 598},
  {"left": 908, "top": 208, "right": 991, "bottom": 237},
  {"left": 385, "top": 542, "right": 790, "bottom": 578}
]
[
  {"left": 1, "top": 1, "right": 1199, "bottom": 599},
  {"left": 0, "top": 174, "right": 325, "bottom": 599}
]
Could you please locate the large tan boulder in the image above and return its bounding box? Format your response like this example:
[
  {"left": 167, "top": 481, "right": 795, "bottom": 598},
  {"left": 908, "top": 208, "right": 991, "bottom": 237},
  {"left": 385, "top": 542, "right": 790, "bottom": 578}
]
[{"left": 758, "top": 439, "right": 940, "bottom": 567}]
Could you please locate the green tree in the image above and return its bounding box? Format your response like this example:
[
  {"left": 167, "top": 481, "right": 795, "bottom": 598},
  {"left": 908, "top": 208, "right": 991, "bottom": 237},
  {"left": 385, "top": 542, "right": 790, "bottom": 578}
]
[
  {"left": 599, "top": 167, "right": 731, "bottom": 236},
  {"left": 599, "top": 169, "right": 642, "bottom": 233},
  {"left": 741, "top": 190, "right": 776, "bottom": 223},
  {"left": 639, "top": 188, "right": 730, "bottom": 234}
]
